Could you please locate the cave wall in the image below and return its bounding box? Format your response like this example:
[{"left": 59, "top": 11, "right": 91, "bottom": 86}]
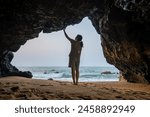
[
  {"left": 98, "top": 0, "right": 150, "bottom": 83},
  {"left": 0, "top": 0, "right": 149, "bottom": 83}
]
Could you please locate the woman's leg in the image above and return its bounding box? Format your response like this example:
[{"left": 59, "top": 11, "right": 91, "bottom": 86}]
[
  {"left": 71, "top": 63, "right": 76, "bottom": 85},
  {"left": 75, "top": 63, "right": 79, "bottom": 85}
]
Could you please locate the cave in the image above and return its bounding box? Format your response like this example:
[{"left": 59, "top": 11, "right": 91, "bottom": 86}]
[
  {"left": 12, "top": 17, "right": 111, "bottom": 67},
  {"left": 11, "top": 17, "right": 119, "bottom": 82},
  {"left": 0, "top": 0, "right": 150, "bottom": 83}
]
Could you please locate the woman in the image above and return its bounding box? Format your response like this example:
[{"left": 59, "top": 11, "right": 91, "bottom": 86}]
[{"left": 63, "top": 29, "right": 83, "bottom": 85}]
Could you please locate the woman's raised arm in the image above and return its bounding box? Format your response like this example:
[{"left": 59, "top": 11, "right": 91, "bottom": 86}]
[{"left": 63, "top": 29, "right": 72, "bottom": 41}]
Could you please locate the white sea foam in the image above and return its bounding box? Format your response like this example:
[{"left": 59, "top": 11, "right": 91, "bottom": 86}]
[{"left": 18, "top": 66, "right": 119, "bottom": 82}]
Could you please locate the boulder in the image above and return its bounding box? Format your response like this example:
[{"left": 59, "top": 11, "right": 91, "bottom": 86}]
[
  {"left": 0, "top": 51, "right": 32, "bottom": 78},
  {"left": 101, "top": 71, "right": 112, "bottom": 74}
]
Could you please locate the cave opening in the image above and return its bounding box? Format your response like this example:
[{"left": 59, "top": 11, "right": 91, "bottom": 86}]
[{"left": 11, "top": 17, "right": 119, "bottom": 82}]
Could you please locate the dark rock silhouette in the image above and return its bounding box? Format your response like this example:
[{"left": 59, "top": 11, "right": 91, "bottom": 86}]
[
  {"left": 48, "top": 78, "right": 53, "bottom": 80},
  {"left": 0, "top": 51, "right": 32, "bottom": 78},
  {"left": 44, "top": 71, "right": 48, "bottom": 74},
  {"left": 101, "top": 71, "right": 112, "bottom": 74},
  {"left": 0, "top": 0, "right": 149, "bottom": 83}
]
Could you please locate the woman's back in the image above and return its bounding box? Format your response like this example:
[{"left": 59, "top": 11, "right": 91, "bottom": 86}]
[{"left": 69, "top": 40, "right": 82, "bottom": 59}]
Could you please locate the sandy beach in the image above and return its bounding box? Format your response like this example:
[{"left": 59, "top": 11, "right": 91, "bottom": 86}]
[{"left": 0, "top": 76, "right": 150, "bottom": 100}]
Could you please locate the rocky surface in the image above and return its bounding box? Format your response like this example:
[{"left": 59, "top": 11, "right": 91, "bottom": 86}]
[
  {"left": 98, "top": 0, "right": 150, "bottom": 83},
  {"left": 0, "top": 0, "right": 149, "bottom": 83},
  {"left": 0, "top": 51, "right": 32, "bottom": 78}
]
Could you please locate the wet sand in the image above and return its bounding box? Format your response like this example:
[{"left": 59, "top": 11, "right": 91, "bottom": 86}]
[{"left": 0, "top": 76, "right": 150, "bottom": 100}]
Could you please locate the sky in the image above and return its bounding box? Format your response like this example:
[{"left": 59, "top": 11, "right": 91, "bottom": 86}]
[{"left": 11, "top": 17, "right": 113, "bottom": 67}]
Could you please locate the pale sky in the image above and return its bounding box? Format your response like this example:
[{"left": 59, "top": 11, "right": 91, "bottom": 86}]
[{"left": 12, "top": 17, "right": 113, "bottom": 67}]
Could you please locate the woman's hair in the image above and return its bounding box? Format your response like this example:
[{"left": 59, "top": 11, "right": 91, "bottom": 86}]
[
  {"left": 76, "top": 34, "right": 83, "bottom": 47},
  {"left": 80, "top": 41, "right": 83, "bottom": 48},
  {"left": 76, "top": 35, "right": 82, "bottom": 41}
]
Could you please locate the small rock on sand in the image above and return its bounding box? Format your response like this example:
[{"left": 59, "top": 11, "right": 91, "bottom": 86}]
[{"left": 48, "top": 78, "right": 53, "bottom": 80}]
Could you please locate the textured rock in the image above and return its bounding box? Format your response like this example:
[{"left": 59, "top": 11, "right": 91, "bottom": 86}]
[
  {"left": 97, "top": 1, "right": 150, "bottom": 83},
  {"left": 0, "top": 0, "right": 149, "bottom": 83},
  {"left": 0, "top": 51, "right": 32, "bottom": 78}
]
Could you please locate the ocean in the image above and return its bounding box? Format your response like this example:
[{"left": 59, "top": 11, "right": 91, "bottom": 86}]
[{"left": 18, "top": 66, "right": 119, "bottom": 82}]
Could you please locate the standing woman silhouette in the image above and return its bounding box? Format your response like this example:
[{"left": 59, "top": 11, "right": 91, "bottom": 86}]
[{"left": 63, "top": 28, "right": 83, "bottom": 85}]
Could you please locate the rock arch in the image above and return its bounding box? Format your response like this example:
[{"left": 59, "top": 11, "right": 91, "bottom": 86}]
[{"left": 0, "top": 0, "right": 150, "bottom": 83}]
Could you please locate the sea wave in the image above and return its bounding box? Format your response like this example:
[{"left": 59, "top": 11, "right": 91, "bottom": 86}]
[{"left": 19, "top": 66, "right": 119, "bottom": 82}]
